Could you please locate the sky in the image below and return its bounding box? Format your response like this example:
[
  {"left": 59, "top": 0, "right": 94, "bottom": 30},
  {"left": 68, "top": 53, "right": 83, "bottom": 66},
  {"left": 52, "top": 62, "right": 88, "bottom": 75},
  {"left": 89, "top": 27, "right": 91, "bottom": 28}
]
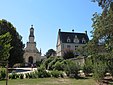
[{"left": 0, "top": 0, "right": 102, "bottom": 55}]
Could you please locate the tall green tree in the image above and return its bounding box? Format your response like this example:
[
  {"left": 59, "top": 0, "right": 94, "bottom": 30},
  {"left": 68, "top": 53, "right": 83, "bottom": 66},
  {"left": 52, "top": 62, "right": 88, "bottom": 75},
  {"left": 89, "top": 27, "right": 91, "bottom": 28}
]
[
  {"left": 45, "top": 49, "right": 56, "bottom": 58},
  {"left": 92, "top": 0, "right": 112, "bottom": 9},
  {"left": 0, "top": 19, "right": 24, "bottom": 67},
  {"left": 0, "top": 32, "right": 12, "bottom": 61},
  {"left": 91, "top": 7, "right": 113, "bottom": 53},
  {"left": 86, "top": 1, "right": 113, "bottom": 84}
]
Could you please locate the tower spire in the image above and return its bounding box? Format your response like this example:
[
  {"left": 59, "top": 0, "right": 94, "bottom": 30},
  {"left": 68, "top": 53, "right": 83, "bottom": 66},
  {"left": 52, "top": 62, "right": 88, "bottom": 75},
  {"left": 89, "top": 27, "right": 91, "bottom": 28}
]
[{"left": 29, "top": 25, "right": 34, "bottom": 42}]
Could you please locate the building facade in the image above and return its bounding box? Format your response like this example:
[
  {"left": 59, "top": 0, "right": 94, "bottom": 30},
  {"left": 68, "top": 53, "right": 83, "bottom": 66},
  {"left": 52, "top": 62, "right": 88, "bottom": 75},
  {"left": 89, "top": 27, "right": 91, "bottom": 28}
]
[
  {"left": 23, "top": 25, "right": 41, "bottom": 66},
  {"left": 56, "top": 29, "right": 89, "bottom": 57}
]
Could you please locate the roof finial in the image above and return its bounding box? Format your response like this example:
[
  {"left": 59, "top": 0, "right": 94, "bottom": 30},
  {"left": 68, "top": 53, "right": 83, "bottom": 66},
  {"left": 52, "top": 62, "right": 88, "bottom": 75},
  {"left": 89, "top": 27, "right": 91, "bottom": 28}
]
[
  {"left": 59, "top": 29, "right": 61, "bottom": 32},
  {"left": 40, "top": 48, "right": 42, "bottom": 55},
  {"left": 31, "top": 25, "right": 33, "bottom": 28},
  {"left": 85, "top": 31, "right": 87, "bottom": 34},
  {"left": 72, "top": 29, "right": 74, "bottom": 32}
]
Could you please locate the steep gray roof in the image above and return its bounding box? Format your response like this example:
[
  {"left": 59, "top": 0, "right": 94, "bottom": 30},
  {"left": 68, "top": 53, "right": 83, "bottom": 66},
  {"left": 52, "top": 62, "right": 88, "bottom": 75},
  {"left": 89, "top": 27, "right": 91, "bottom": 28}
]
[{"left": 59, "top": 31, "right": 89, "bottom": 44}]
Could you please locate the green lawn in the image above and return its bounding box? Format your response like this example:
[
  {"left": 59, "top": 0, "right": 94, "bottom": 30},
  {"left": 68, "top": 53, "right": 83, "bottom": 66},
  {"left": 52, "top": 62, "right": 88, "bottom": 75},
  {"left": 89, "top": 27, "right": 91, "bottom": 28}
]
[{"left": 0, "top": 78, "right": 96, "bottom": 85}]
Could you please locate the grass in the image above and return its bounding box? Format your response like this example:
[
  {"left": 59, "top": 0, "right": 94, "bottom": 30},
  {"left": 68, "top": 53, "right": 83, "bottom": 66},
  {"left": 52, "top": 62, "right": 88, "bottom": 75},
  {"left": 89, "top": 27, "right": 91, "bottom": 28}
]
[{"left": 0, "top": 78, "right": 96, "bottom": 85}]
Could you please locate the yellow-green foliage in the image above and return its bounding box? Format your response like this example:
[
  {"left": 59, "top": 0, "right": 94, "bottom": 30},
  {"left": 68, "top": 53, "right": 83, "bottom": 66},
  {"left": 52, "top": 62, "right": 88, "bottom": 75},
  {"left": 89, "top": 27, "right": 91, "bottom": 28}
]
[{"left": 0, "top": 67, "right": 6, "bottom": 79}]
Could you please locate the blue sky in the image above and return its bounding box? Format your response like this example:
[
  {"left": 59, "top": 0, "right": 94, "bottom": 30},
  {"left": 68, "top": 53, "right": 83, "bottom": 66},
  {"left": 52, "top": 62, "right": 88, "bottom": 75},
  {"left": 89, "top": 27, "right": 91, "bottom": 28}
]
[{"left": 0, "top": 0, "right": 102, "bottom": 55}]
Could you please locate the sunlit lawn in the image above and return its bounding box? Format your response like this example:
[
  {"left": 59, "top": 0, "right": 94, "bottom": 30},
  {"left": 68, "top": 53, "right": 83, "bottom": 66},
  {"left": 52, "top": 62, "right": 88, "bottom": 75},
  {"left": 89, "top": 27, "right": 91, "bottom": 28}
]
[{"left": 0, "top": 78, "right": 96, "bottom": 85}]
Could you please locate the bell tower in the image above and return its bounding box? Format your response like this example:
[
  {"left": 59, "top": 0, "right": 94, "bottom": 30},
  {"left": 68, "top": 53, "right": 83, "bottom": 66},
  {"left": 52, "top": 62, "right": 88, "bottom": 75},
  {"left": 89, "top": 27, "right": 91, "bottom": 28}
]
[{"left": 29, "top": 25, "right": 34, "bottom": 42}]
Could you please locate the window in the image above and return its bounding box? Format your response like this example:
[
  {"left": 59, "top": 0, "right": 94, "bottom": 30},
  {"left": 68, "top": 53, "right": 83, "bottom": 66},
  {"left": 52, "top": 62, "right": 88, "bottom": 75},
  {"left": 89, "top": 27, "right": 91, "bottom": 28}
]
[
  {"left": 75, "top": 46, "right": 78, "bottom": 50},
  {"left": 67, "top": 45, "right": 71, "bottom": 49},
  {"left": 82, "top": 38, "right": 86, "bottom": 43},
  {"left": 73, "top": 35, "right": 79, "bottom": 43},
  {"left": 67, "top": 37, "right": 71, "bottom": 42}
]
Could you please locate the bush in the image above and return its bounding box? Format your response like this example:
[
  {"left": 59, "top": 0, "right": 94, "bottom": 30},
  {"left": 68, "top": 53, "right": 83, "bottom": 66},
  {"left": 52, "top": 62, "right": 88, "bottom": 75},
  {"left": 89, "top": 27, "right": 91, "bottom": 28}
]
[
  {"left": 51, "top": 70, "right": 62, "bottom": 78},
  {"left": 93, "top": 61, "right": 107, "bottom": 84},
  {"left": 16, "top": 74, "right": 20, "bottom": 79},
  {"left": 36, "top": 61, "right": 42, "bottom": 67},
  {"left": 0, "top": 68, "right": 6, "bottom": 79},
  {"left": 31, "top": 72, "right": 38, "bottom": 79},
  {"left": 42, "top": 56, "right": 54, "bottom": 69},
  {"left": 83, "top": 58, "right": 93, "bottom": 76},
  {"left": 20, "top": 74, "right": 24, "bottom": 79},
  {"left": 64, "top": 60, "right": 80, "bottom": 78},
  {"left": 37, "top": 70, "right": 51, "bottom": 78},
  {"left": 53, "top": 61, "right": 63, "bottom": 71},
  {"left": 11, "top": 73, "right": 18, "bottom": 79},
  {"left": 9, "top": 74, "right": 12, "bottom": 79},
  {"left": 25, "top": 73, "right": 29, "bottom": 78},
  {"left": 47, "top": 57, "right": 62, "bottom": 70},
  {"left": 9, "top": 72, "right": 20, "bottom": 79},
  {"left": 28, "top": 73, "right": 33, "bottom": 79},
  {"left": 37, "top": 66, "right": 51, "bottom": 78}
]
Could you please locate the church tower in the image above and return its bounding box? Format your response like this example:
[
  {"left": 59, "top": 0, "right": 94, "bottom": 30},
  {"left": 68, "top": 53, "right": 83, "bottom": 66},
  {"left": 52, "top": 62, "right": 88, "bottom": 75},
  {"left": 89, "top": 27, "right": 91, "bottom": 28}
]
[
  {"left": 29, "top": 25, "right": 34, "bottom": 42},
  {"left": 24, "top": 25, "right": 41, "bottom": 66}
]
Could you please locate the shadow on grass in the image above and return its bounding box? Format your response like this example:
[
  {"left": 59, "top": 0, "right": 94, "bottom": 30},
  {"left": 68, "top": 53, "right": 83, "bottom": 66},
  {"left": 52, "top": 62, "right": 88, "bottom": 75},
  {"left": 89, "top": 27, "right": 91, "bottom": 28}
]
[
  {"left": 69, "top": 76, "right": 89, "bottom": 80},
  {"left": 0, "top": 79, "right": 6, "bottom": 81},
  {"left": 78, "top": 77, "right": 89, "bottom": 79}
]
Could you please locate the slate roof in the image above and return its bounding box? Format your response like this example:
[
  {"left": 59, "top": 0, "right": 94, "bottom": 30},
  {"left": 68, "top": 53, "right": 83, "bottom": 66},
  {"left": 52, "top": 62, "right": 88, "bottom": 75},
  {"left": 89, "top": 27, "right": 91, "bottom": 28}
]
[{"left": 59, "top": 31, "right": 89, "bottom": 44}]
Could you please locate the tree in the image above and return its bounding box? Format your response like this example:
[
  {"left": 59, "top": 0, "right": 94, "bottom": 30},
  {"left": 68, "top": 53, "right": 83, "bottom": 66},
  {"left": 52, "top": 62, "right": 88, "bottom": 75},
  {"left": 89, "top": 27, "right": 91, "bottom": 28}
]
[
  {"left": 0, "top": 19, "right": 24, "bottom": 67},
  {"left": 63, "top": 49, "right": 75, "bottom": 59},
  {"left": 88, "top": 2, "right": 113, "bottom": 83},
  {"left": 92, "top": 0, "right": 112, "bottom": 10},
  {"left": 91, "top": 7, "right": 113, "bottom": 53},
  {"left": 45, "top": 49, "right": 56, "bottom": 58},
  {"left": 0, "top": 32, "right": 12, "bottom": 61},
  {"left": 76, "top": 45, "right": 88, "bottom": 57}
]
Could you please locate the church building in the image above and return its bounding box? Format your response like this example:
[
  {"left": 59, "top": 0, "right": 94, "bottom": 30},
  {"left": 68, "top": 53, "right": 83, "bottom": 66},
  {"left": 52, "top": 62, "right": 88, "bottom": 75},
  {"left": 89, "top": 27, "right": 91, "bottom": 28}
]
[{"left": 23, "top": 25, "right": 41, "bottom": 66}]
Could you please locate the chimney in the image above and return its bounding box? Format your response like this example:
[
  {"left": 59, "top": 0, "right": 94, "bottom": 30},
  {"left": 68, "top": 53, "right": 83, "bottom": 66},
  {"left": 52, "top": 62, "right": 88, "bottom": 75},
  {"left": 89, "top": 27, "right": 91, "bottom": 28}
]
[
  {"left": 85, "top": 31, "right": 87, "bottom": 34},
  {"left": 59, "top": 29, "right": 61, "bottom": 32},
  {"left": 72, "top": 29, "right": 74, "bottom": 32}
]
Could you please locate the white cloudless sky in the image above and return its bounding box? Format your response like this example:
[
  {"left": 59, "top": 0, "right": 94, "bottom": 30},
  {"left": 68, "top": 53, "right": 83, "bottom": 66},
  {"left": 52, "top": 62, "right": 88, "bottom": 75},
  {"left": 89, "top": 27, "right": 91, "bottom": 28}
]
[{"left": 0, "top": 0, "right": 102, "bottom": 55}]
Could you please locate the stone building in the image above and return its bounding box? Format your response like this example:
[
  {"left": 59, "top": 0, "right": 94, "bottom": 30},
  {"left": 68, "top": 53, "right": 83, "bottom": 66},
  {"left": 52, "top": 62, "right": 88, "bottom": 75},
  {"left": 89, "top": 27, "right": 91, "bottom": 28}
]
[
  {"left": 56, "top": 29, "right": 89, "bottom": 57},
  {"left": 23, "top": 25, "right": 41, "bottom": 66}
]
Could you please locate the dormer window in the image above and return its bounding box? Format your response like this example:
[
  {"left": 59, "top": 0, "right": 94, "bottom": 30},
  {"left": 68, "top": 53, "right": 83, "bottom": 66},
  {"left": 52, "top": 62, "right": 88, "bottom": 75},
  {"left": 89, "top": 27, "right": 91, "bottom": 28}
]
[
  {"left": 67, "top": 37, "right": 71, "bottom": 42},
  {"left": 73, "top": 35, "right": 79, "bottom": 43},
  {"left": 82, "top": 38, "right": 86, "bottom": 43}
]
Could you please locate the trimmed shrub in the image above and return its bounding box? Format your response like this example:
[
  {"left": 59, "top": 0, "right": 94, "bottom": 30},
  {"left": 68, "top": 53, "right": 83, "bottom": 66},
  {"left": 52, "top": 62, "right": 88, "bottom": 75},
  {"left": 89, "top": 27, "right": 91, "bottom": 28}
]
[
  {"left": 20, "top": 74, "right": 24, "bottom": 79},
  {"left": 25, "top": 73, "right": 29, "bottom": 78},
  {"left": 9, "top": 73, "right": 20, "bottom": 79},
  {"left": 9, "top": 74, "right": 12, "bottom": 79},
  {"left": 11, "top": 73, "right": 17, "bottom": 79},
  {"left": 16, "top": 74, "right": 20, "bottom": 79}
]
